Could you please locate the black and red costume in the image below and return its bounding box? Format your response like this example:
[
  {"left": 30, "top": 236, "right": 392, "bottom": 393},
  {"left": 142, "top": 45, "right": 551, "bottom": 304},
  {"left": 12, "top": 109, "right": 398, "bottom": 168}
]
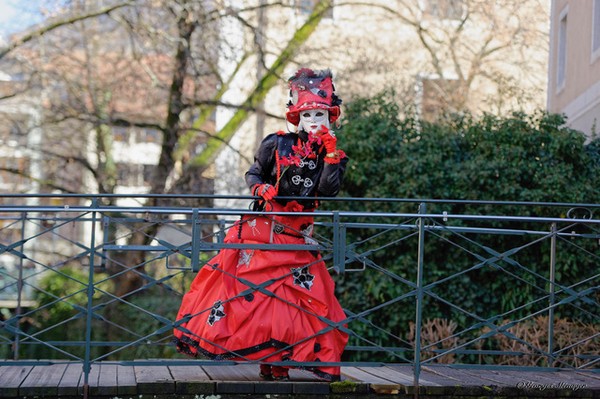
[{"left": 173, "top": 68, "right": 349, "bottom": 381}]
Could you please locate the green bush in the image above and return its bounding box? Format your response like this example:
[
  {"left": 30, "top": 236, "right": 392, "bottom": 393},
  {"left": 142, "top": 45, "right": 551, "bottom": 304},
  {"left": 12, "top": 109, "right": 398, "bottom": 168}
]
[
  {"left": 329, "top": 92, "right": 600, "bottom": 362},
  {"left": 27, "top": 266, "right": 112, "bottom": 359},
  {"left": 21, "top": 257, "right": 194, "bottom": 360}
]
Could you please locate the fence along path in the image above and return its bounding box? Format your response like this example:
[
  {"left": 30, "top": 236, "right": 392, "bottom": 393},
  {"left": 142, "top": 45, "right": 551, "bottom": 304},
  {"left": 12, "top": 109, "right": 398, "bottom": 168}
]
[
  {"left": 0, "top": 361, "right": 598, "bottom": 397},
  {"left": 0, "top": 195, "right": 598, "bottom": 398}
]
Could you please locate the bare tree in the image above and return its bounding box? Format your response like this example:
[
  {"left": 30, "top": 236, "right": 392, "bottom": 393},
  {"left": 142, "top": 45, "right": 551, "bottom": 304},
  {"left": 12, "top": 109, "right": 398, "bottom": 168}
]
[
  {"left": 376, "top": 0, "right": 549, "bottom": 117},
  {"left": 0, "top": 0, "right": 334, "bottom": 296}
]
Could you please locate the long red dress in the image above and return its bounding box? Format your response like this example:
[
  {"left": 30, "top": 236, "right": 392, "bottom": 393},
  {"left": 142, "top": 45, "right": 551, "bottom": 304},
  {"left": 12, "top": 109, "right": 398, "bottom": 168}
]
[{"left": 173, "top": 131, "right": 349, "bottom": 381}]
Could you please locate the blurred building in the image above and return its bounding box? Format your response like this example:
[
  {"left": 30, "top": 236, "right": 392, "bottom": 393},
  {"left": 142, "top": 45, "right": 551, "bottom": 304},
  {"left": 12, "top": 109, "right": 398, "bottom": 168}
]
[{"left": 547, "top": 0, "right": 600, "bottom": 138}]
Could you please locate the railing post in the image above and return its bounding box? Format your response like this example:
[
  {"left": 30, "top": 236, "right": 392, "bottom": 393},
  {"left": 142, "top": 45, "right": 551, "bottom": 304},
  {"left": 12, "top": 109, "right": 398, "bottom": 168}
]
[
  {"left": 332, "top": 211, "right": 345, "bottom": 273},
  {"left": 547, "top": 222, "right": 557, "bottom": 367},
  {"left": 12, "top": 212, "right": 27, "bottom": 360},
  {"left": 83, "top": 200, "right": 99, "bottom": 399},
  {"left": 413, "top": 203, "right": 426, "bottom": 398},
  {"left": 100, "top": 216, "right": 110, "bottom": 269},
  {"left": 191, "top": 209, "right": 201, "bottom": 272},
  {"left": 218, "top": 219, "right": 226, "bottom": 243}
]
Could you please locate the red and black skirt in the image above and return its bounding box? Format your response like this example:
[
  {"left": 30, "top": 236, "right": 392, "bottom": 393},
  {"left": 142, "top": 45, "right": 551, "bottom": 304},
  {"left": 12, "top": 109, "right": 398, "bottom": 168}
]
[{"left": 173, "top": 202, "right": 348, "bottom": 381}]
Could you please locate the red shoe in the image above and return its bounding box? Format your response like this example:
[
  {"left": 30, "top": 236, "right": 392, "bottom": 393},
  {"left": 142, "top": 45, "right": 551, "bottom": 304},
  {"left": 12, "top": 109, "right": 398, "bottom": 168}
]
[
  {"left": 259, "top": 364, "right": 273, "bottom": 381},
  {"left": 272, "top": 366, "right": 289, "bottom": 381}
]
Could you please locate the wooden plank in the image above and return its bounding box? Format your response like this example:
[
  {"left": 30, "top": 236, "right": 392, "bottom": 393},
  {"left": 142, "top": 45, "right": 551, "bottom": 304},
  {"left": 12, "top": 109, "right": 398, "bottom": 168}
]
[
  {"left": 19, "top": 363, "right": 68, "bottom": 397},
  {"left": 564, "top": 370, "right": 600, "bottom": 387},
  {"left": 422, "top": 366, "right": 600, "bottom": 397},
  {"left": 0, "top": 365, "right": 32, "bottom": 397},
  {"left": 203, "top": 365, "right": 255, "bottom": 393},
  {"left": 380, "top": 365, "right": 441, "bottom": 386},
  {"left": 408, "top": 365, "right": 498, "bottom": 397},
  {"left": 500, "top": 368, "right": 580, "bottom": 387},
  {"left": 574, "top": 370, "right": 600, "bottom": 386},
  {"left": 395, "top": 365, "right": 476, "bottom": 397},
  {"left": 233, "top": 363, "right": 262, "bottom": 380},
  {"left": 342, "top": 366, "right": 394, "bottom": 384},
  {"left": 78, "top": 363, "right": 100, "bottom": 396},
  {"left": 169, "top": 364, "right": 212, "bottom": 381},
  {"left": 341, "top": 366, "right": 401, "bottom": 394},
  {"left": 57, "top": 363, "right": 82, "bottom": 396},
  {"left": 116, "top": 365, "right": 137, "bottom": 395},
  {"left": 95, "top": 363, "right": 118, "bottom": 396},
  {"left": 201, "top": 364, "right": 254, "bottom": 380},
  {"left": 169, "top": 365, "right": 214, "bottom": 395},
  {"left": 422, "top": 365, "right": 498, "bottom": 386},
  {"left": 503, "top": 369, "right": 598, "bottom": 396},
  {"left": 289, "top": 368, "right": 323, "bottom": 381},
  {"left": 446, "top": 367, "right": 521, "bottom": 397},
  {"left": 439, "top": 367, "right": 515, "bottom": 386},
  {"left": 134, "top": 365, "right": 175, "bottom": 394},
  {"left": 405, "top": 364, "right": 463, "bottom": 385}
]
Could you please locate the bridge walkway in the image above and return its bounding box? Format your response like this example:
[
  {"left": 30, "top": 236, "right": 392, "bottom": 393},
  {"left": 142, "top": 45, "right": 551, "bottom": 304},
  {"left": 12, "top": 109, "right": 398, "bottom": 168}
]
[{"left": 0, "top": 361, "right": 598, "bottom": 398}]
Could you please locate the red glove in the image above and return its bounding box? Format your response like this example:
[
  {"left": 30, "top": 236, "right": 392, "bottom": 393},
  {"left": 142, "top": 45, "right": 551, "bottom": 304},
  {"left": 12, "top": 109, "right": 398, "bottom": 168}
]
[
  {"left": 321, "top": 132, "right": 337, "bottom": 154},
  {"left": 253, "top": 184, "right": 276, "bottom": 201}
]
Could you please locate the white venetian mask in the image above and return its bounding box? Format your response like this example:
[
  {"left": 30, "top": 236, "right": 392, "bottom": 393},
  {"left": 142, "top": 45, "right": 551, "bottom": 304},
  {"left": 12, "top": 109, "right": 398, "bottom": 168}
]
[{"left": 299, "top": 109, "right": 330, "bottom": 135}]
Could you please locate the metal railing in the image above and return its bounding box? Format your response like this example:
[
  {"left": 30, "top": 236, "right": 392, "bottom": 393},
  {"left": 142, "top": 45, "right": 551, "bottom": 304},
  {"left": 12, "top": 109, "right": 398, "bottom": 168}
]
[{"left": 1, "top": 194, "right": 598, "bottom": 391}]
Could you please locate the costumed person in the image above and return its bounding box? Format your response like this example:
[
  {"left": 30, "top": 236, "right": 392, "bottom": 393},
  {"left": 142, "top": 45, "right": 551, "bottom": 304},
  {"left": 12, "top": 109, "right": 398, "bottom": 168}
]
[{"left": 173, "top": 68, "right": 349, "bottom": 382}]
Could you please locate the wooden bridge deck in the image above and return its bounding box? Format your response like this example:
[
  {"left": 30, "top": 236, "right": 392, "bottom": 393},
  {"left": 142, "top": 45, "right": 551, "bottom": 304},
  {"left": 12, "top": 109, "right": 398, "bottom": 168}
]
[{"left": 0, "top": 361, "right": 598, "bottom": 398}]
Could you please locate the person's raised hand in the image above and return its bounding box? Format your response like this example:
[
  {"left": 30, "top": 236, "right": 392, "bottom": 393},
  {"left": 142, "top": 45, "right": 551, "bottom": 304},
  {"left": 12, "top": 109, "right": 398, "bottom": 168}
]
[
  {"left": 321, "top": 131, "right": 337, "bottom": 154},
  {"left": 253, "top": 184, "right": 277, "bottom": 201}
]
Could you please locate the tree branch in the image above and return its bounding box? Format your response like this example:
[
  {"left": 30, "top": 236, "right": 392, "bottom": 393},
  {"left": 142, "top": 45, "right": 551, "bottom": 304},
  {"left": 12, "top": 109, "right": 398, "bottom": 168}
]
[
  {"left": 188, "top": 0, "right": 333, "bottom": 173},
  {"left": 0, "top": 1, "right": 136, "bottom": 59}
]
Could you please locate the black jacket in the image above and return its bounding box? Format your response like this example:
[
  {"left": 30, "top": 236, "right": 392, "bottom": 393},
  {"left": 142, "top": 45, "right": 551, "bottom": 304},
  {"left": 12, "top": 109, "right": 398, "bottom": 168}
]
[{"left": 245, "top": 131, "right": 348, "bottom": 208}]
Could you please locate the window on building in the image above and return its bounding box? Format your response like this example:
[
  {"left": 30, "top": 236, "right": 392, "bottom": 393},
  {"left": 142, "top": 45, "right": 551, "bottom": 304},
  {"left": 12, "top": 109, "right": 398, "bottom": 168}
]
[
  {"left": 557, "top": 9, "right": 568, "bottom": 89},
  {"left": 117, "top": 162, "right": 154, "bottom": 187},
  {"left": 426, "top": 0, "right": 465, "bottom": 20},
  {"left": 113, "top": 126, "right": 130, "bottom": 142},
  {"left": 116, "top": 162, "right": 129, "bottom": 185},
  {"left": 115, "top": 127, "right": 161, "bottom": 144},
  {"left": 143, "top": 164, "right": 154, "bottom": 185},
  {"left": 295, "top": 0, "right": 333, "bottom": 19},
  {"left": 593, "top": 0, "right": 600, "bottom": 58},
  {"left": 138, "top": 128, "right": 160, "bottom": 144}
]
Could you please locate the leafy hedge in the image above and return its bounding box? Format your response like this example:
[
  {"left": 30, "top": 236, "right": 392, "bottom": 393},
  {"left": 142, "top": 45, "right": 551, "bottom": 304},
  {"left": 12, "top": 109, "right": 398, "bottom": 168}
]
[{"left": 329, "top": 91, "right": 600, "bottom": 362}]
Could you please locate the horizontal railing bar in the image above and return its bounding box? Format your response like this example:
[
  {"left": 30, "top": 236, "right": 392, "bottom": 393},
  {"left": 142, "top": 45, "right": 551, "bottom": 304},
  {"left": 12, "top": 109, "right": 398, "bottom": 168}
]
[
  {"left": 1, "top": 192, "right": 599, "bottom": 209},
  {"left": 117, "top": 359, "right": 388, "bottom": 368},
  {"left": 1, "top": 216, "right": 593, "bottom": 238},
  {"left": 102, "top": 243, "right": 324, "bottom": 251},
  {"left": 345, "top": 346, "right": 529, "bottom": 356},
  {"left": 427, "top": 363, "right": 568, "bottom": 372},
  {"left": 338, "top": 222, "right": 600, "bottom": 237},
  {"left": 1, "top": 206, "right": 598, "bottom": 225},
  {"left": 6, "top": 341, "right": 149, "bottom": 347}
]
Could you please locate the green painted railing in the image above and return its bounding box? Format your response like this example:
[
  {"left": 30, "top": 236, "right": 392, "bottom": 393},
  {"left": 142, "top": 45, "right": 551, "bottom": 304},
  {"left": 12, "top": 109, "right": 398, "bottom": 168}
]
[{"left": 0, "top": 194, "right": 598, "bottom": 393}]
